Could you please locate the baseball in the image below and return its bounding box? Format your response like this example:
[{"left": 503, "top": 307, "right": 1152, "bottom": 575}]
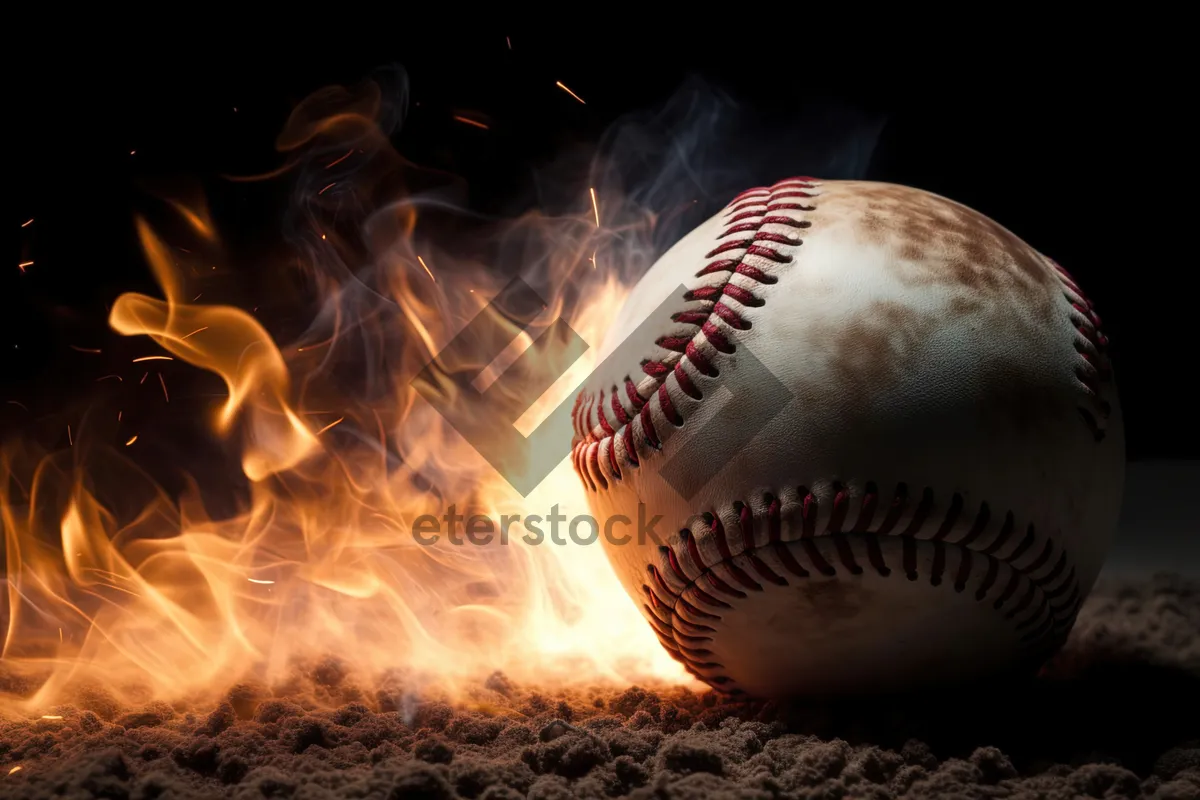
[{"left": 570, "top": 178, "right": 1124, "bottom": 698}]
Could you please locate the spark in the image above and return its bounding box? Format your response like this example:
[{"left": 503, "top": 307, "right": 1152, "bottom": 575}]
[
  {"left": 21, "top": 219, "right": 33, "bottom": 227},
  {"left": 67, "top": 425, "right": 73, "bottom": 446},
  {"left": 158, "top": 373, "right": 169, "bottom": 403},
  {"left": 454, "top": 115, "right": 489, "bottom": 130},
  {"left": 132, "top": 356, "right": 173, "bottom": 362},
  {"left": 326, "top": 149, "right": 354, "bottom": 168},
  {"left": 321, "top": 233, "right": 327, "bottom": 240},
  {"left": 247, "top": 578, "right": 276, "bottom": 585},
  {"left": 417, "top": 255, "right": 436, "bottom": 282},
  {"left": 130, "top": 150, "right": 136, "bottom": 155},
  {"left": 556, "top": 81, "right": 585, "bottom": 104},
  {"left": 7, "top": 766, "right": 20, "bottom": 775},
  {"left": 506, "top": 36, "right": 512, "bottom": 49},
  {"left": 95, "top": 374, "right": 122, "bottom": 382},
  {"left": 590, "top": 251, "right": 597, "bottom": 269},
  {"left": 590, "top": 187, "right": 600, "bottom": 227},
  {"left": 58, "top": 627, "right": 62, "bottom": 642},
  {"left": 319, "top": 182, "right": 336, "bottom": 195},
  {"left": 125, "top": 435, "right": 138, "bottom": 446},
  {"left": 118, "top": 411, "right": 122, "bottom": 422},
  {"left": 6, "top": 400, "right": 29, "bottom": 411},
  {"left": 180, "top": 326, "right": 208, "bottom": 340},
  {"left": 18, "top": 260, "right": 33, "bottom": 272},
  {"left": 316, "top": 416, "right": 345, "bottom": 435},
  {"left": 41, "top": 715, "right": 62, "bottom": 720},
  {"left": 139, "top": 372, "right": 149, "bottom": 384},
  {"left": 192, "top": 293, "right": 203, "bottom": 301},
  {"left": 69, "top": 345, "right": 102, "bottom": 354}
]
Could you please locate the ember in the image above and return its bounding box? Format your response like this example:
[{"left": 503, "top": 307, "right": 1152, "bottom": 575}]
[
  {"left": 2, "top": 36, "right": 1192, "bottom": 800},
  {"left": 1, "top": 68, "right": 695, "bottom": 719}
]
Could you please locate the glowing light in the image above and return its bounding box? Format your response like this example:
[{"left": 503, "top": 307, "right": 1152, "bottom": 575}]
[
  {"left": 417, "top": 255, "right": 436, "bottom": 282},
  {"left": 326, "top": 149, "right": 354, "bottom": 168},
  {"left": 590, "top": 188, "right": 600, "bottom": 227},
  {"left": 316, "top": 417, "right": 344, "bottom": 435},
  {"left": 454, "top": 115, "right": 489, "bottom": 130},
  {"left": 0, "top": 81, "right": 697, "bottom": 718},
  {"left": 21, "top": 219, "right": 33, "bottom": 227},
  {"left": 556, "top": 81, "right": 586, "bottom": 104}
]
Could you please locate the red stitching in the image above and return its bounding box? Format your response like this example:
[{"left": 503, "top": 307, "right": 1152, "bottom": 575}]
[
  {"left": 1047, "top": 257, "right": 1114, "bottom": 441},
  {"left": 570, "top": 178, "right": 817, "bottom": 485},
  {"left": 569, "top": 184, "right": 1100, "bottom": 693},
  {"left": 641, "top": 481, "right": 1083, "bottom": 694}
]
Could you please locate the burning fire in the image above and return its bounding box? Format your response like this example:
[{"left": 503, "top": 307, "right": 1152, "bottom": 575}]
[{"left": 1, "top": 70, "right": 697, "bottom": 716}]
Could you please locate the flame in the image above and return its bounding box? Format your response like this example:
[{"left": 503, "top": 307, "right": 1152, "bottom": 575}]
[{"left": 0, "top": 70, "right": 696, "bottom": 716}]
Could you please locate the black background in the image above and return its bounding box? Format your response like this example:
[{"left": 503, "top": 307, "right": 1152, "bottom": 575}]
[{"left": 4, "top": 31, "right": 1183, "bottom": 464}]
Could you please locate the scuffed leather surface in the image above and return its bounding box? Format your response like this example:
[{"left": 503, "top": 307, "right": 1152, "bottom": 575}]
[{"left": 571, "top": 179, "right": 1124, "bottom": 695}]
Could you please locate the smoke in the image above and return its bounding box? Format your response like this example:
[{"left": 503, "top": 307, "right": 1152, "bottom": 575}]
[
  {"left": 277, "top": 62, "right": 887, "bottom": 350},
  {"left": 258, "top": 63, "right": 891, "bottom": 534},
  {"left": 265, "top": 62, "right": 889, "bottom": 492},
  {"left": 0, "top": 61, "right": 891, "bottom": 711},
  {"left": 583, "top": 73, "right": 886, "bottom": 271},
  {"left": 255, "top": 62, "right": 890, "bottom": 677}
]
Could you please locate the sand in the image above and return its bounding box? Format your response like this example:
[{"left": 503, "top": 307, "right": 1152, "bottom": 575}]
[{"left": 1, "top": 573, "right": 1196, "bottom": 799}]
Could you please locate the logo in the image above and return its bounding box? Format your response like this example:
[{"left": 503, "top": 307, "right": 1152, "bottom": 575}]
[{"left": 414, "top": 276, "right": 791, "bottom": 498}]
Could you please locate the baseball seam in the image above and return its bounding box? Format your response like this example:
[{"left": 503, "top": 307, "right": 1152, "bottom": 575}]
[
  {"left": 642, "top": 481, "right": 1082, "bottom": 694},
  {"left": 569, "top": 180, "right": 1115, "bottom": 485},
  {"left": 568, "top": 179, "right": 1110, "bottom": 694},
  {"left": 571, "top": 177, "right": 818, "bottom": 489},
  {"left": 1049, "top": 258, "right": 1113, "bottom": 441}
]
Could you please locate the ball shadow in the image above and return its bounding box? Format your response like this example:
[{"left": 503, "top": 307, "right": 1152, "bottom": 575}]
[{"left": 756, "top": 653, "right": 1197, "bottom": 774}]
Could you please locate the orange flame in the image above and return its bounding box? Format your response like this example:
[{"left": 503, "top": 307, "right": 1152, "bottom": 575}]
[{"left": 0, "top": 71, "right": 696, "bottom": 715}]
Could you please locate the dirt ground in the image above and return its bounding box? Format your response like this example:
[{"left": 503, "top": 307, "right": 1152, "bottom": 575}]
[{"left": 1, "top": 573, "right": 1196, "bottom": 799}]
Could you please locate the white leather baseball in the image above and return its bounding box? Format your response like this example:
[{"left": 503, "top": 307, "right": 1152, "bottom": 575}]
[{"left": 571, "top": 178, "right": 1123, "bottom": 697}]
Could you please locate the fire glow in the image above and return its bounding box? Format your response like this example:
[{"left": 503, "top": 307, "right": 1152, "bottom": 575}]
[{"left": 0, "top": 72, "right": 697, "bottom": 716}]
